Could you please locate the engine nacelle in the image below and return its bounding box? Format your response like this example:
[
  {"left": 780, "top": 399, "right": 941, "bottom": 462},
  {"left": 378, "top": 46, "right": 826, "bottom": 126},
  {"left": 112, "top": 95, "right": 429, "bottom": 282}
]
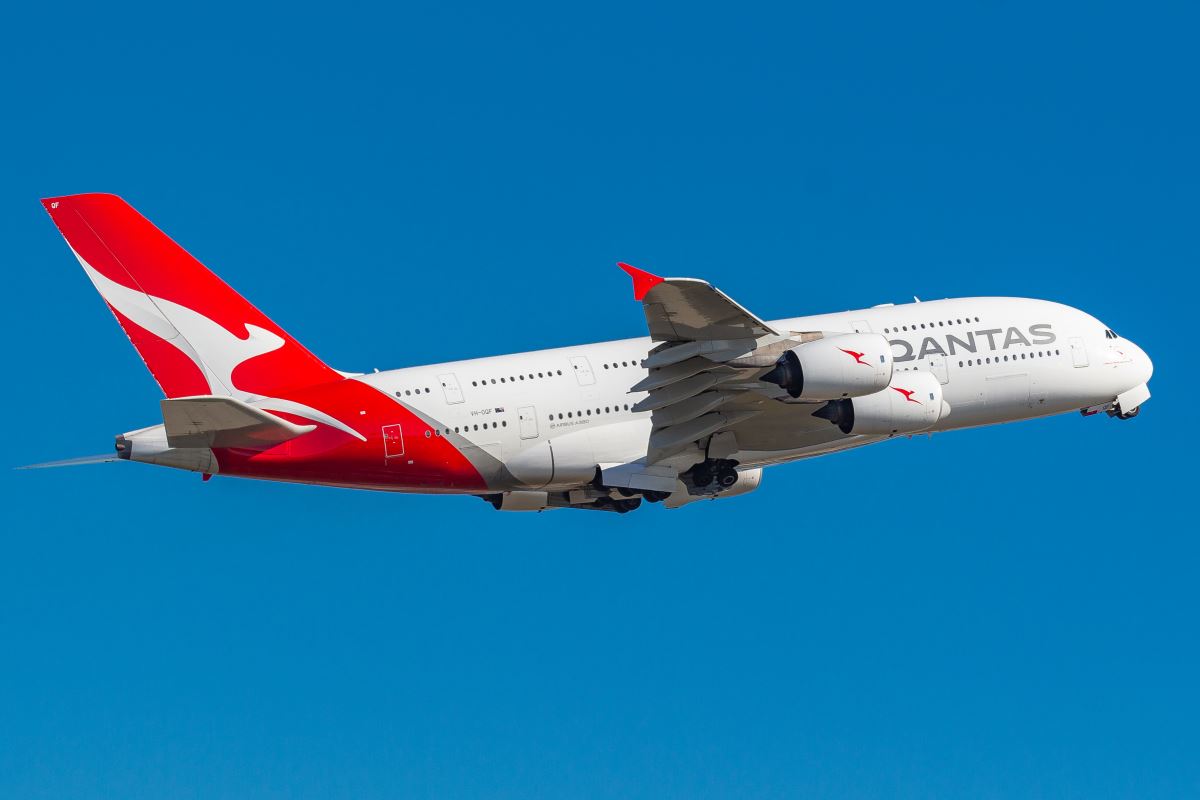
[
  {"left": 761, "top": 333, "right": 893, "bottom": 401},
  {"left": 813, "top": 371, "right": 948, "bottom": 436}
]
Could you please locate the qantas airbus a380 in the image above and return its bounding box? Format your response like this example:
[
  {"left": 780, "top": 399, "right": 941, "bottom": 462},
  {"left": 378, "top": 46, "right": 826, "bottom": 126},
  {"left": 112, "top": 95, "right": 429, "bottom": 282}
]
[{"left": 34, "top": 194, "right": 1153, "bottom": 512}]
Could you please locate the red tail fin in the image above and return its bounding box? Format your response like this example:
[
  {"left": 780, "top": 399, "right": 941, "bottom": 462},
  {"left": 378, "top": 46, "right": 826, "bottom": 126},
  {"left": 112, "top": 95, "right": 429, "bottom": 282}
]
[{"left": 42, "top": 193, "right": 340, "bottom": 399}]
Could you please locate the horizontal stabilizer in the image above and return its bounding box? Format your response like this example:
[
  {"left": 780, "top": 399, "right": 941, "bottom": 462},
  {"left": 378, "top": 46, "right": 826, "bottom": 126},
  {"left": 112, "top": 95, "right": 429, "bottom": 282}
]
[{"left": 162, "top": 395, "right": 316, "bottom": 449}]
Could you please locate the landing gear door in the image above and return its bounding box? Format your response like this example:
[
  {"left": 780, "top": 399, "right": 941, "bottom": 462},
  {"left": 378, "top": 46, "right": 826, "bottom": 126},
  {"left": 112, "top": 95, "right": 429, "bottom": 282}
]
[
  {"left": 438, "top": 373, "right": 465, "bottom": 404},
  {"left": 517, "top": 406, "right": 539, "bottom": 439},
  {"left": 929, "top": 356, "right": 949, "bottom": 385}
]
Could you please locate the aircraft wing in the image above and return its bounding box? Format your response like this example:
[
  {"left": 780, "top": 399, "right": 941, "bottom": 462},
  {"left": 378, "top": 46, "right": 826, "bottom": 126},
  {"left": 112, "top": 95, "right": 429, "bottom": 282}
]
[
  {"left": 619, "top": 263, "right": 794, "bottom": 462},
  {"left": 619, "top": 262, "right": 779, "bottom": 342}
]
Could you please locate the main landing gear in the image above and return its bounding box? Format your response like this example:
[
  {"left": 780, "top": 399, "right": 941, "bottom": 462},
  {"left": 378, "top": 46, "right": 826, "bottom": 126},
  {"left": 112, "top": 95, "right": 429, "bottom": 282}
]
[
  {"left": 587, "top": 469, "right": 669, "bottom": 512},
  {"left": 616, "top": 486, "right": 671, "bottom": 503},
  {"left": 689, "top": 459, "right": 739, "bottom": 490},
  {"left": 592, "top": 495, "right": 643, "bottom": 514}
]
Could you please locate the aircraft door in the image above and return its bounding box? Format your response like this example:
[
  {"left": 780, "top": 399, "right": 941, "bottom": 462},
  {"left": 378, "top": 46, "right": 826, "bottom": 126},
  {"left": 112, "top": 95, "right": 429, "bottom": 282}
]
[
  {"left": 518, "top": 406, "right": 539, "bottom": 439},
  {"left": 1069, "top": 337, "right": 1089, "bottom": 368},
  {"left": 438, "top": 373, "right": 465, "bottom": 404},
  {"left": 382, "top": 424, "right": 405, "bottom": 459},
  {"left": 569, "top": 356, "right": 596, "bottom": 386}
]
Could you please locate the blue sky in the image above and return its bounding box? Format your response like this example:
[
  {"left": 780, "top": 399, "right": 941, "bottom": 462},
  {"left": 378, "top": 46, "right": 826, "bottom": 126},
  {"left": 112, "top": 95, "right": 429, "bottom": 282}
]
[{"left": 2, "top": 2, "right": 1197, "bottom": 797}]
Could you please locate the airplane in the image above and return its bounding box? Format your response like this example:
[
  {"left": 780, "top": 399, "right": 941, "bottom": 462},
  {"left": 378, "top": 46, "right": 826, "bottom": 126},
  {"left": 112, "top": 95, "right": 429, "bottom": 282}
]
[{"left": 32, "top": 193, "right": 1153, "bottom": 513}]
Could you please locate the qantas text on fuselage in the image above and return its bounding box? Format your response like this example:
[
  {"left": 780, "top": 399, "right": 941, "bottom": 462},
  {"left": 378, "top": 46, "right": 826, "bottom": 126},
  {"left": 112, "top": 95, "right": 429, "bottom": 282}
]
[
  {"left": 891, "top": 324, "right": 1055, "bottom": 362},
  {"left": 31, "top": 194, "right": 1154, "bottom": 513}
]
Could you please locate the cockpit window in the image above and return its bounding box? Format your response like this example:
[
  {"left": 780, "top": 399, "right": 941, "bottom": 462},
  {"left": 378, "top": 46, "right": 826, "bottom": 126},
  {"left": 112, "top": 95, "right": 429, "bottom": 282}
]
[{"left": 1104, "top": 328, "right": 1119, "bottom": 339}]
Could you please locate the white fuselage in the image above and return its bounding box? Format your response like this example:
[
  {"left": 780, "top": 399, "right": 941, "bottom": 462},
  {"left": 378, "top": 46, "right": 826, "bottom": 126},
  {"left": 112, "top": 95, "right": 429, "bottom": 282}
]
[{"left": 349, "top": 296, "right": 1153, "bottom": 492}]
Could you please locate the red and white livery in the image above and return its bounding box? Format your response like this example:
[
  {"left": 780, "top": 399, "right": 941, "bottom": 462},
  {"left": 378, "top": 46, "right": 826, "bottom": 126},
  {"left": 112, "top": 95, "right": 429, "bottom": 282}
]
[{"left": 36, "top": 194, "right": 1154, "bottom": 512}]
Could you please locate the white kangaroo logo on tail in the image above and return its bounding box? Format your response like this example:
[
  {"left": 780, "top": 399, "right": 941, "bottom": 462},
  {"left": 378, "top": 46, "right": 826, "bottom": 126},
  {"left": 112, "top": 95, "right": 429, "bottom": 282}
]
[{"left": 71, "top": 247, "right": 366, "bottom": 441}]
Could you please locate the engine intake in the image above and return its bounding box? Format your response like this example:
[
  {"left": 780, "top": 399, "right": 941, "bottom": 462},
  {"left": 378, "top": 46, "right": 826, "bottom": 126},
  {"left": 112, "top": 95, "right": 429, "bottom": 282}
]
[
  {"left": 761, "top": 332, "right": 893, "bottom": 401},
  {"left": 813, "top": 371, "right": 949, "bottom": 436}
]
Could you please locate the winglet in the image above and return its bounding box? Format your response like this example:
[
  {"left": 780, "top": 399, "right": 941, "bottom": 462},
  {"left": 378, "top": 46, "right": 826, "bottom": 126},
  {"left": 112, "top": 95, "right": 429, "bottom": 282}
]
[{"left": 618, "top": 262, "right": 664, "bottom": 301}]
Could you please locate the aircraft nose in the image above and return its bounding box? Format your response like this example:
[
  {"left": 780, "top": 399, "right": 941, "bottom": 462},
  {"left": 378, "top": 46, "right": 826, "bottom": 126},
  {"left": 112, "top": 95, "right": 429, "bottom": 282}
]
[{"left": 1126, "top": 338, "right": 1154, "bottom": 386}]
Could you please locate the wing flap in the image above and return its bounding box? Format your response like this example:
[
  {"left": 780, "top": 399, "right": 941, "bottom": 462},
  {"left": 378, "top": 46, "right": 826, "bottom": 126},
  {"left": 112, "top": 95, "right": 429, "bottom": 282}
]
[{"left": 618, "top": 263, "right": 791, "bottom": 464}]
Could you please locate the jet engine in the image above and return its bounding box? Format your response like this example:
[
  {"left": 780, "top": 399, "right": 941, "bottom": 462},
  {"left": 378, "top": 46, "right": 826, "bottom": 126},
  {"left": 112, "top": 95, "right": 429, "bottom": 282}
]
[
  {"left": 812, "top": 371, "right": 948, "bottom": 436},
  {"left": 761, "top": 333, "right": 893, "bottom": 401}
]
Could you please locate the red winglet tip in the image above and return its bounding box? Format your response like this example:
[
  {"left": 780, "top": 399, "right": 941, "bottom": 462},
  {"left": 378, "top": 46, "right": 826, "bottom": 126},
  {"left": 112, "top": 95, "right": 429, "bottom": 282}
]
[{"left": 618, "top": 262, "right": 664, "bottom": 301}]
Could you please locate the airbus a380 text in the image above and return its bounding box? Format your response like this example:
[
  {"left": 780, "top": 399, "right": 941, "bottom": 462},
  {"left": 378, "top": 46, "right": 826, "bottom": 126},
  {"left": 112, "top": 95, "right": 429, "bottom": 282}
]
[{"left": 35, "top": 194, "right": 1154, "bottom": 512}]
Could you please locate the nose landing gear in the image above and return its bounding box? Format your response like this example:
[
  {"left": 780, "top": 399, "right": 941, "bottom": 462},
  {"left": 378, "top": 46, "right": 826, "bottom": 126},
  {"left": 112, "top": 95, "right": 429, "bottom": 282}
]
[
  {"left": 1110, "top": 405, "right": 1140, "bottom": 420},
  {"left": 1080, "top": 399, "right": 1143, "bottom": 421}
]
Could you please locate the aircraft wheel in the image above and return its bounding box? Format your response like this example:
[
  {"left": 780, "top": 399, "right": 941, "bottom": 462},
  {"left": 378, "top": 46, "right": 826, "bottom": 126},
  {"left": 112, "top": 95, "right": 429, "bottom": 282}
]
[
  {"left": 614, "top": 497, "right": 642, "bottom": 514},
  {"left": 692, "top": 466, "right": 714, "bottom": 488},
  {"left": 643, "top": 490, "right": 670, "bottom": 503},
  {"left": 716, "top": 467, "right": 739, "bottom": 488},
  {"left": 1117, "top": 405, "right": 1140, "bottom": 420}
]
